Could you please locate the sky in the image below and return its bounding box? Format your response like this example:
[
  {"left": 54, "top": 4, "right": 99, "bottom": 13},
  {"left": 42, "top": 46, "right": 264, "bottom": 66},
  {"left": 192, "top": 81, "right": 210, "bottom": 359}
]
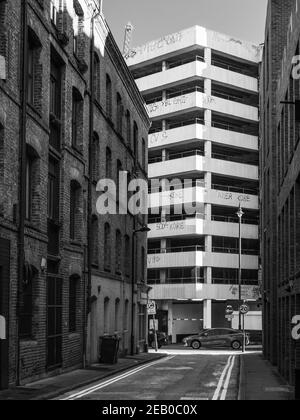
[{"left": 103, "top": 0, "right": 268, "bottom": 51}]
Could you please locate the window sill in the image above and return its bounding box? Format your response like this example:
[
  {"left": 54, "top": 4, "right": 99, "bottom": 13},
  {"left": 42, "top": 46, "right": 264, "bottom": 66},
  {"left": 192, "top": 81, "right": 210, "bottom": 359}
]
[
  {"left": 68, "top": 332, "right": 80, "bottom": 340},
  {"left": 70, "top": 240, "right": 82, "bottom": 247},
  {"left": 20, "top": 339, "right": 38, "bottom": 346}
]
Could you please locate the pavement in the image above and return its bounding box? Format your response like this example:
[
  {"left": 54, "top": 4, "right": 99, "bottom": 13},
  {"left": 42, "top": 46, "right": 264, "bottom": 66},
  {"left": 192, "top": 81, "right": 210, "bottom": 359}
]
[
  {"left": 0, "top": 345, "right": 296, "bottom": 400},
  {"left": 0, "top": 353, "right": 165, "bottom": 401},
  {"left": 239, "top": 352, "right": 295, "bottom": 400}
]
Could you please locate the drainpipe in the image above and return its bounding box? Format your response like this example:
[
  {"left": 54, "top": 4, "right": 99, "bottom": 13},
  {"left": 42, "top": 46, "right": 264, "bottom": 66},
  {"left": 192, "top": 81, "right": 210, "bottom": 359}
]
[
  {"left": 86, "top": 6, "right": 100, "bottom": 368},
  {"left": 16, "top": 0, "right": 28, "bottom": 386}
]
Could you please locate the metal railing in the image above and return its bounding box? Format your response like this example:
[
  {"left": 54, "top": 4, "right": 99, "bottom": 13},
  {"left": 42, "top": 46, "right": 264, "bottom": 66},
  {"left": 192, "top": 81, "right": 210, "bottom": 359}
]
[
  {"left": 212, "top": 278, "right": 259, "bottom": 286},
  {"left": 211, "top": 152, "right": 258, "bottom": 166},
  {"left": 148, "top": 179, "right": 205, "bottom": 193},
  {"left": 168, "top": 55, "right": 205, "bottom": 69},
  {"left": 212, "top": 89, "right": 254, "bottom": 105},
  {"left": 148, "top": 245, "right": 206, "bottom": 254},
  {"left": 212, "top": 120, "right": 258, "bottom": 136},
  {"left": 211, "top": 59, "right": 257, "bottom": 78},
  {"left": 148, "top": 277, "right": 205, "bottom": 285},
  {"left": 148, "top": 213, "right": 206, "bottom": 224},
  {"left": 212, "top": 247, "right": 258, "bottom": 256},
  {"left": 212, "top": 183, "right": 258, "bottom": 196},
  {"left": 149, "top": 149, "right": 204, "bottom": 164},
  {"left": 167, "top": 117, "right": 205, "bottom": 130},
  {"left": 211, "top": 215, "right": 259, "bottom": 225}
]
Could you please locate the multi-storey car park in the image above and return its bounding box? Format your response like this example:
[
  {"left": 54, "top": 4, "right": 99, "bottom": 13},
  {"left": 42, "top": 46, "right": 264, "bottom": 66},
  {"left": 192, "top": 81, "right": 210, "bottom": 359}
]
[{"left": 126, "top": 26, "right": 263, "bottom": 343}]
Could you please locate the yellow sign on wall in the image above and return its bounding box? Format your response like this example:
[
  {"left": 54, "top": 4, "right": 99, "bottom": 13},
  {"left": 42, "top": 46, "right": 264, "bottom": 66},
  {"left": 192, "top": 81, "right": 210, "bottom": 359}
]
[{"left": 0, "top": 55, "right": 6, "bottom": 80}]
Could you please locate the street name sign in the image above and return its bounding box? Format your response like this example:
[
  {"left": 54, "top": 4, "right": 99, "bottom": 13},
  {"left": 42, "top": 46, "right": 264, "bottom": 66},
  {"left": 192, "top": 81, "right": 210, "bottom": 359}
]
[{"left": 147, "top": 301, "right": 156, "bottom": 315}]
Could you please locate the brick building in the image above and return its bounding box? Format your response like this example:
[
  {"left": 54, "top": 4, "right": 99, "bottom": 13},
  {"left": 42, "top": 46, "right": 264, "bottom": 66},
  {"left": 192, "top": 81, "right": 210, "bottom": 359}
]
[
  {"left": 0, "top": 0, "right": 150, "bottom": 389},
  {"left": 260, "top": 0, "right": 300, "bottom": 391}
]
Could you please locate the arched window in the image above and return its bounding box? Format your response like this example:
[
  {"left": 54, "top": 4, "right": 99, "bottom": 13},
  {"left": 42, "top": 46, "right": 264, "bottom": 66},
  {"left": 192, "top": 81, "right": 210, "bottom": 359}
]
[
  {"left": 25, "top": 145, "right": 40, "bottom": 222},
  {"left": 104, "top": 297, "right": 110, "bottom": 334},
  {"left": 104, "top": 223, "right": 111, "bottom": 271},
  {"left": 0, "top": 124, "right": 3, "bottom": 204},
  {"left": 106, "top": 147, "right": 112, "bottom": 178},
  {"left": 72, "top": 87, "right": 83, "bottom": 151},
  {"left": 124, "top": 235, "right": 130, "bottom": 277},
  {"left": 133, "top": 122, "right": 138, "bottom": 159},
  {"left": 142, "top": 138, "right": 146, "bottom": 170},
  {"left": 115, "top": 230, "right": 122, "bottom": 274},
  {"left": 116, "top": 93, "right": 123, "bottom": 134},
  {"left": 27, "top": 28, "right": 42, "bottom": 109},
  {"left": 124, "top": 299, "right": 129, "bottom": 331},
  {"left": 94, "top": 52, "right": 100, "bottom": 101},
  {"left": 92, "top": 132, "right": 100, "bottom": 182},
  {"left": 106, "top": 74, "right": 112, "bottom": 118},
  {"left": 69, "top": 275, "right": 79, "bottom": 333},
  {"left": 115, "top": 298, "right": 120, "bottom": 332},
  {"left": 70, "top": 180, "right": 81, "bottom": 241},
  {"left": 20, "top": 264, "right": 38, "bottom": 338},
  {"left": 141, "top": 246, "right": 146, "bottom": 283},
  {"left": 91, "top": 215, "right": 99, "bottom": 266},
  {"left": 126, "top": 110, "right": 131, "bottom": 146}
]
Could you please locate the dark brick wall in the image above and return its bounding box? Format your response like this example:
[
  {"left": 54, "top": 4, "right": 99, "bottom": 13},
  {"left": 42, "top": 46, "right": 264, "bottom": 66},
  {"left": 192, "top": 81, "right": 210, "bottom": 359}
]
[
  {"left": 260, "top": 0, "right": 300, "bottom": 386},
  {"left": 0, "top": 0, "right": 150, "bottom": 386}
]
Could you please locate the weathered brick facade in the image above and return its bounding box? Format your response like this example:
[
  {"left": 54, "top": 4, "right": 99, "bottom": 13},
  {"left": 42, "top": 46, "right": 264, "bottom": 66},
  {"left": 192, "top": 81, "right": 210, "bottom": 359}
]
[
  {"left": 0, "top": 0, "right": 150, "bottom": 388},
  {"left": 260, "top": 0, "right": 300, "bottom": 388}
]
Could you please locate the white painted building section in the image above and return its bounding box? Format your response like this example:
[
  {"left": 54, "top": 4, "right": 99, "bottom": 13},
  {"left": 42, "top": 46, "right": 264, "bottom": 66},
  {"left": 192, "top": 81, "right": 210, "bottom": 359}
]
[{"left": 127, "top": 26, "right": 262, "bottom": 343}]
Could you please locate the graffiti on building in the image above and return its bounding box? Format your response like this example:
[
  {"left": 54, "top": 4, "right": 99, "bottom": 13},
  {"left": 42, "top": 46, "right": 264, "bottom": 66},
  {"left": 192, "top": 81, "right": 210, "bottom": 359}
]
[
  {"left": 217, "top": 191, "right": 251, "bottom": 203},
  {"left": 148, "top": 255, "right": 161, "bottom": 265},
  {"left": 149, "top": 131, "right": 169, "bottom": 146},
  {"left": 126, "top": 32, "right": 183, "bottom": 60},
  {"left": 229, "top": 285, "right": 261, "bottom": 300},
  {"left": 147, "top": 96, "right": 188, "bottom": 114},
  {"left": 155, "top": 221, "right": 185, "bottom": 232}
]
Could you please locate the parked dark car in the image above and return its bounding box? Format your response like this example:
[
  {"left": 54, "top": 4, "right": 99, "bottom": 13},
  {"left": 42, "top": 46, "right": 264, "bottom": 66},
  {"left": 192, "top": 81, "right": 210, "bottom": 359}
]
[
  {"left": 148, "top": 330, "right": 168, "bottom": 349},
  {"left": 182, "top": 328, "right": 250, "bottom": 350}
]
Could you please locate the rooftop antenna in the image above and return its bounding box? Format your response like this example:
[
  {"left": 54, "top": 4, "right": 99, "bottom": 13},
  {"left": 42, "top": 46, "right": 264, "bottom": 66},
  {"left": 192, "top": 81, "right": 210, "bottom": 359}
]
[{"left": 123, "top": 22, "right": 134, "bottom": 55}]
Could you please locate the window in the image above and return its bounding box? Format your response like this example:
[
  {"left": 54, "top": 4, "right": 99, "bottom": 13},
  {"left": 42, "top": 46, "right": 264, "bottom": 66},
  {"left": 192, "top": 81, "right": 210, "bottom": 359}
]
[
  {"left": 91, "top": 132, "right": 100, "bottom": 182},
  {"left": 27, "top": 39, "right": 35, "bottom": 105},
  {"left": 27, "top": 29, "right": 42, "bottom": 108},
  {"left": 94, "top": 53, "right": 100, "bottom": 101},
  {"left": 0, "top": 125, "right": 3, "bottom": 204},
  {"left": 141, "top": 247, "right": 146, "bottom": 283},
  {"left": 50, "top": 56, "right": 62, "bottom": 150},
  {"left": 19, "top": 264, "right": 37, "bottom": 339},
  {"left": 48, "top": 158, "right": 60, "bottom": 222},
  {"left": 106, "top": 147, "right": 112, "bottom": 178},
  {"left": 104, "top": 297, "right": 110, "bottom": 334},
  {"left": 124, "top": 235, "right": 130, "bottom": 277},
  {"left": 116, "top": 159, "right": 122, "bottom": 208},
  {"left": 70, "top": 181, "right": 81, "bottom": 241},
  {"left": 104, "top": 223, "right": 111, "bottom": 271},
  {"left": 126, "top": 111, "right": 131, "bottom": 145},
  {"left": 124, "top": 300, "right": 129, "bottom": 331},
  {"left": 115, "top": 298, "right": 120, "bottom": 332},
  {"left": 115, "top": 230, "right": 122, "bottom": 274},
  {"left": 133, "top": 122, "right": 138, "bottom": 159},
  {"left": 50, "top": 0, "right": 59, "bottom": 26},
  {"left": 117, "top": 93, "right": 123, "bottom": 134},
  {"left": 91, "top": 215, "right": 99, "bottom": 266},
  {"left": 142, "top": 138, "right": 146, "bottom": 169},
  {"left": 73, "top": 0, "right": 84, "bottom": 57},
  {"left": 69, "top": 275, "right": 79, "bottom": 333},
  {"left": 25, "top": 153, "right": 33, "bottom": 221},
  {"left": 72, "top": 88, "right": 83, "bottom": 150},
  {"left": 106, "top": 74, "right": 112, "bottom": 118}
]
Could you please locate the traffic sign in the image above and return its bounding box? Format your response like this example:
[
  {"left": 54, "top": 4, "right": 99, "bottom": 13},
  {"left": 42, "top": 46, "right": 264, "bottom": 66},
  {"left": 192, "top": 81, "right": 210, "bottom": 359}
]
[
  {"left": 240, "top": 304, "right": 249, "bottom": 315},
  {"left": 225, "top": 314, "right": 234, "bottom": 320},
  {"left": 147, "top": 301, "right": 156, "bottom": 315},
  {"left": 226, "top": 305, "right": 234, "bottom": 315}
]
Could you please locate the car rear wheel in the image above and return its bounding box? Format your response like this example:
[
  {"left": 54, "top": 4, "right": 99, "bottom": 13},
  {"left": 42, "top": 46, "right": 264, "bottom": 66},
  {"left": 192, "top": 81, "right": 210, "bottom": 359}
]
[
  {"left": 191, "top": 340, "right": 201, "bottom": 350},
  {"left": 231, "top": 341, "right": 241, "bottom": 350}
]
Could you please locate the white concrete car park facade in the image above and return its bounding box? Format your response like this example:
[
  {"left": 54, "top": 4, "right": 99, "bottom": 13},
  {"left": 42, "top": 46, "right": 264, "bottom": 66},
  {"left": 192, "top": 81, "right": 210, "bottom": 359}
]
[{"left": 126, "top": 26, "right": 262, "bottom": 343}]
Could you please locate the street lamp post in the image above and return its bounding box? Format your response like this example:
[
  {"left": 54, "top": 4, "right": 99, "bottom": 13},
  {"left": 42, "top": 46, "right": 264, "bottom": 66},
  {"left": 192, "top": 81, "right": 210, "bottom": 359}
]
[
  {"left": 236, "top": 204, "right": 244, "bottom": 331},
  {"left": 131, "top": 225, "right": 151, "bottom": 356}
]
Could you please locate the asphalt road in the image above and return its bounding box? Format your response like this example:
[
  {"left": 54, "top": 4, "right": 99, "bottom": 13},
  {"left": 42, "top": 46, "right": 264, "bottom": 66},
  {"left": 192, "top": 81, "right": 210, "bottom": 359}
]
[{"left": 59, "top": 352, "right": 240, "bottom": 401}]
